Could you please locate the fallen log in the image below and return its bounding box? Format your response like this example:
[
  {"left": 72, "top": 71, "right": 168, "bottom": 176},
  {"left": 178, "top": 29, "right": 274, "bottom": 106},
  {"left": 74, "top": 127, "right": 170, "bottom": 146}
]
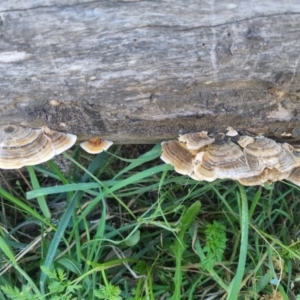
[{"left": 0, "top": 1, "right": 300, "bottom": 144}]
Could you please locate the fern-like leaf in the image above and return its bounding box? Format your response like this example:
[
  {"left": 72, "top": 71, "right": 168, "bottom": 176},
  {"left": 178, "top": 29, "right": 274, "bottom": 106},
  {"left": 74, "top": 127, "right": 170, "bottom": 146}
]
[
  {"left": 202, "top": 221, "right": 227, "bottom": 270},
  {"left": 1, "top": 284, "right": 40, "bottom": 300},
  {"left": 57, "top": 268, "right": 67, "bottom": 282},
  {"left": 94, "top": 284, "right": 122, "bottom": 300}
]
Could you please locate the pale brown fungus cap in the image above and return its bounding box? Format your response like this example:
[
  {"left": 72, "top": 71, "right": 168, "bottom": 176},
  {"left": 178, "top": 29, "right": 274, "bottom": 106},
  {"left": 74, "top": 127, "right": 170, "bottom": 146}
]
[
  {"left": 238, "top": 168, "right": 290, "bottom": 186},
  {"left": 193, "top": 160, "right": 217, "bottom": 181},
  {"left": 226, "top": 126, "right": 238, "bottom": 137},
  {"left": 287, "top": 167, "right": 300, "bottom": 186},
  {"left": 266, "top": 168, "right": 291, "bottom": 182},
  {"left": 0, "top": 125, "right": 76, "bottom": 169},
  {"left": 274, "top": 143, "right": 300, "bottom": 173},
  {"left": 80, "top": 138, "right": 113, "bottom": 154},
  {"left": 238, "top": 170, "right": 270, "bottom": 186},
  {"left": 160, "top": 129, "right": 300, "bottom": 187},
  {"left": 161, "top": 140, "right": 195, "bottom": 175},
  {"left": 194, "top": 140, "right": 255, "bottom": 180},
  {"left": 243, "top": 137, "right": 282, "bottom": 169},
  {"left": 42, "top": 126, "right": 77, "bottom": 155},
  {"left": 237, "top": 135, "right": 255, "bottom": 148},
  {"left": 179, "top": 131, "right": 215, "bottom": 150}
]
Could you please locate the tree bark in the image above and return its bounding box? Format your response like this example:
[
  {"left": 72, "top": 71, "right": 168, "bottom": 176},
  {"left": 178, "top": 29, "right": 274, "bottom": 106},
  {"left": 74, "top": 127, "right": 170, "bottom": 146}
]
[{"left": 0, "top": 1, "right": 300, "bottom": 144}]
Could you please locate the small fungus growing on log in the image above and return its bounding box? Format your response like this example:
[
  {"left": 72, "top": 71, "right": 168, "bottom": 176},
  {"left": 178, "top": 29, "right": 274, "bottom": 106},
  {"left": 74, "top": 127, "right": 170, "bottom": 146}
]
[
  {"left": 0, "top": 125, "right": 76, "bottom": 169},
  {"left": 80, "top": 138, "right": 113, "bottom": 154},
  {"left": 161, "top": 128, "right": 300, "bottom": 187},
  {"left": 178, "top": 131, "right": 215, "bottom": 150},
  {"left": 226, "top": 126, "right": 238, "bottom": 137}
]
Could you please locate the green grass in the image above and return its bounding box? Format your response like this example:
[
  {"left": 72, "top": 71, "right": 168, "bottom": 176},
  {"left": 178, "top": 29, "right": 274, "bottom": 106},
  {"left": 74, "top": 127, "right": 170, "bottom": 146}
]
[{"left": 0, "top": 144, "right": 300, "bottom": 299}]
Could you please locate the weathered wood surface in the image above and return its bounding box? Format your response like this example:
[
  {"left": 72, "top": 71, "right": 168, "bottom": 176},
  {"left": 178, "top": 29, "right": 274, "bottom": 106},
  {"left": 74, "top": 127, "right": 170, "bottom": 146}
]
[{"left": 0, "top": 1, "right": 300, "bottom": 144}]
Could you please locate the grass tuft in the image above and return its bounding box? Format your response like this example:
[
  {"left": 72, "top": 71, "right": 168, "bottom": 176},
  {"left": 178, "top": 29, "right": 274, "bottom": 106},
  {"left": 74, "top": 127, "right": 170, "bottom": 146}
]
[{"left": 0, "top": 144, "right": 299, "bottom": 299}]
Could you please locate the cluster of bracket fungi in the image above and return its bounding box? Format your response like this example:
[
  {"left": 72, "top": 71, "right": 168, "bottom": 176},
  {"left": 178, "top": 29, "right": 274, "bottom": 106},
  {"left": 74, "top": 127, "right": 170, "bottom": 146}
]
[
  {"left": 160, "top": 127, "right": 300, "bottom": 187},
  {"left": 2, "top": 124, "right": 300, "bottom": 188},
  {"left": 0, "top": 125, "right": 113, "bottom": 169}
]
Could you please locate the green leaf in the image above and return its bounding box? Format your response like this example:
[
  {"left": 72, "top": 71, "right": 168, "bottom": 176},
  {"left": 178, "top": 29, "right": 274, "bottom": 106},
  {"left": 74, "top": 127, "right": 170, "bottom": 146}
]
[
  {"left": 125, "top": 229, "right": 140, "bottom": 247},
  {"left": 201, "top": 221, "right": 227, "bottom": 270},
  {"left": 170, "top": 201, "right": 201, "bottom": 300},
  {"left": 94, "top": 284, "right": 122, "bottom": 300},
  {"left": 40, "top": 192, "right": 82, "bottom": 292},
  {"left": 227, "top": 185, "right": 249, "bottom": 299},
  {"left": 27, "top": 166, "right": 51, "bottom": 219},
  {"left": 178, "top": 201, "right": 201, "bottom": 240}
]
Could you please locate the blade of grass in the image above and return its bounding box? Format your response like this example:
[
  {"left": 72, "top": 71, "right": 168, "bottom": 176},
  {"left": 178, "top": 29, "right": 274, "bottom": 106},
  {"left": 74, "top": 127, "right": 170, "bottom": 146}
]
[
  {"left": 112, "top": 144, "right": 161, "bottom": 179},
  {"left": 64, "top": 152, "right": 171, "bottom": 218},
  {"left": 0, "top": 187, "right": 50, "bottom": 225},
  {"left": 46, "top": 160, "right": 70, "bottom": 184},
  {"left": 27, "top": 182, "right": 101, "bottom": 199},
  {"left": 27, "top": 166, "right": 51, "bottom": 219},
  {"left": 33, "top": 165, "right": 61, "bottom": 180},
  {"left": 40, "top": 191, "right": 81, "bottom": 293},
  {"left": 249, "top": 186, "right": 262, "bottom": 219},
  {"left": 277, "top": 285, "right": 290, "bottom": 300},
  {"left": 104, "top": 165, "right": 173, "bottom": 196},
  {"left": 81, "top": 151, "right": 109, "bottom": 182},
  {"left": 226, "top": 184, "right": 249, "bottom": 299},
  {"left": 170, "top": 201, "right": 201, "bottom": 300},
  {"left": 27, "top": 174, "right": 198, "bottom": 200},
  {"left": 0, "top": 235, "right": 42, "bottom": 296},
  {"left": 72, "top": 258, "right": 137, "bottom": 285},
  {"left": 211, "top": 185, "right": 236, "bottom": 215},
  {"left": 67, "top": 155, "right": 137, "bottom": 219}
]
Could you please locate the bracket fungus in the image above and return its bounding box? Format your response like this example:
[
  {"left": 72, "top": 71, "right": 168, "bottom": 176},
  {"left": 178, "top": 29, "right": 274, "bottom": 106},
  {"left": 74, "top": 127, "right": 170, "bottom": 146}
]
[
  {"left": 193, "top": 139, "right": 255, "bottom": 181},
  {"left": 288, "top": 166, "right": 300, "bottom": 186},
  {"left": 160, "top": 128, "right": 300, "bottom": 187},
  {"left": 238, "top": 168, "right": 290, "bottom": 186},
  {"left": 160, "top": 140, "right": 196, "bottom": 175},
  {"left": 226, "top": 126, "right": 239, "bottom": 137},
  {"left": 80, "top": 138, "right": 113, "bottom": 154},
  {"left": 179, "top": 131, "right": 215, "bottom": 150},
  {"left": 242, "top": 137, "right": 283, "bottom": 169},
  {"left": 0, "top": 125, "right": 76, "bottom": 169}
]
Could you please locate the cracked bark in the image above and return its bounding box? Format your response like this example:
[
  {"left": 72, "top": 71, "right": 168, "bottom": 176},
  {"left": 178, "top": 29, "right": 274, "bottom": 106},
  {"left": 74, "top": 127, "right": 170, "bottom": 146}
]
[{"left": 0, "top": 1, "right": 300, "bottom": 145}]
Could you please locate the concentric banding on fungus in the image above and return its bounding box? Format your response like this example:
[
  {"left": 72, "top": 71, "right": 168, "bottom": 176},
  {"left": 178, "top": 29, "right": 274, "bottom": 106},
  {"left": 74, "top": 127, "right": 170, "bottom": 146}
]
[
  {"left": 161, "top": 140, "right": 195, "bottom": 175},
  {"left": 0, "top": 125, "right": 76, "bottom": 169}
]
